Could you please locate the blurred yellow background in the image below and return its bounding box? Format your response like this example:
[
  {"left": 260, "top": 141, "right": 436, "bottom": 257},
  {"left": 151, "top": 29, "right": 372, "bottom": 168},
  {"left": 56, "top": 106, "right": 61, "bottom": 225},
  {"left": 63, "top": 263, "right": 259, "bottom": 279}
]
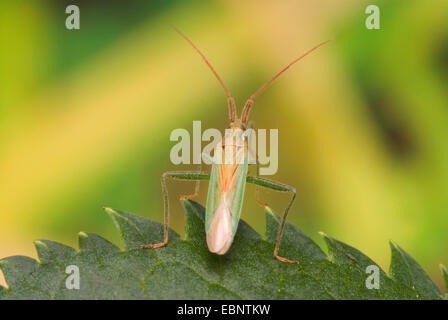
[{"left": 1, "top": 0, "right": 447, "bottom": 290}]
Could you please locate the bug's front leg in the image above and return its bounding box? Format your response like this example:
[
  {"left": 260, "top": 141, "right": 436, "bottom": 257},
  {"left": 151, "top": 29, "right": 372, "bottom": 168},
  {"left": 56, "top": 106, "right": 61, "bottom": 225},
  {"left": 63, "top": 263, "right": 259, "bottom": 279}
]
[
  {"left": 141, "top": 171, "right": 210, "bottom": 249},
  {"left": 246, "top": 175, "right": 298, "bottom": 264}
]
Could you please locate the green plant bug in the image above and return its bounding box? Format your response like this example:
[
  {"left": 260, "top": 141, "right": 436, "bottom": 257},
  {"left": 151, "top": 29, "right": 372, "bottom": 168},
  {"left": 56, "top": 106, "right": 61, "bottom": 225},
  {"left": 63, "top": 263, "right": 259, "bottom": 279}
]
[{"left": 142, "top": 27, "right": 331, "bottom": 264}]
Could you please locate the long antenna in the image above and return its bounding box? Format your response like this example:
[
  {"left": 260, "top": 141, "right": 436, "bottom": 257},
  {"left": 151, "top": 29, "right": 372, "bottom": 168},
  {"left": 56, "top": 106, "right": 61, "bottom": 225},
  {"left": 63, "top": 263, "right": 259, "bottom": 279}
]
[
  {"left": 240, "top": 38, "right": 333, "bottom": 123},
  {"left": 172, "top": 26, "right": 237, "bottom": 122}
]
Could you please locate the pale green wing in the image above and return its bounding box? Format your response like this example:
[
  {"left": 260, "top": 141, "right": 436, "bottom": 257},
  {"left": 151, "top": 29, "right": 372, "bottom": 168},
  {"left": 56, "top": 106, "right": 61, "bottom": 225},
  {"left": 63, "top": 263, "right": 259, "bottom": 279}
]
[{"left": 205, "top": 147, "right": 249, "bottom": 237}]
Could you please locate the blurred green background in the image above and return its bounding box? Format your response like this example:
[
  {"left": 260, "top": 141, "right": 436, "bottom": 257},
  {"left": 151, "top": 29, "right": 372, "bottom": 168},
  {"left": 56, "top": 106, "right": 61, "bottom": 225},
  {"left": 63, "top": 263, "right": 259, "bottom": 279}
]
[{"left": 1, "top": 0, "right": 447, "bottom": 291}]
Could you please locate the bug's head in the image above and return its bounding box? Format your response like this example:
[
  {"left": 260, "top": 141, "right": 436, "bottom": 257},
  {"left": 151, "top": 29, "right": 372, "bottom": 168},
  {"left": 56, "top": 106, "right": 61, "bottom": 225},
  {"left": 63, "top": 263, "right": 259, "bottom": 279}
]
[
  {"left": 172, "top": 26, "right": 332, "bottom": 127},
  {"left": 226, "top": 116, "right": 246, "bottom": 131}
]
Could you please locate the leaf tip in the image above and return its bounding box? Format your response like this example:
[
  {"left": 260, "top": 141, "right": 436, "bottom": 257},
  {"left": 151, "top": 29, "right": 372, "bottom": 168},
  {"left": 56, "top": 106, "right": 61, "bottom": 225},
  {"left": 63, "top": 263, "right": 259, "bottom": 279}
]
[
  {"left": 180, "top": 198, "right": 197, "bottom": 208},
  {"left": 103, "top": 206, "right": 121, "bottom": 220},
  {"left": 33, "top": 239, "right": 47, "bottom": 247},
  {"left": 440, "top": 264, "right": 448, "bottom": 275},
  {"left": 179, "top": 198, "right": 191, "bottom": 211},
  {"left": 78, "top": 231, "right": 89, "bottom": 238},
  {"left": 264, "top": 205, "right": 275, "bottom": 216},
  {"left": 389, "top": 240, "right": 400, "bottom": 251},
  {"left": 33, "top": 240, "right": 49, "bottom": 257},
  {"left": 263, "top": 206, "right": 279, "bottom": 226}
]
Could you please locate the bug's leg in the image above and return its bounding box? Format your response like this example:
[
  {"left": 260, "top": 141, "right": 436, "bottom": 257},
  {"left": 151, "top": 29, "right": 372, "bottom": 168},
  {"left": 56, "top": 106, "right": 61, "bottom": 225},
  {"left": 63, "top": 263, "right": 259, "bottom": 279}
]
[
  {"left": 253, "top": 156, "right": 270, "bottom": 207},
  {"left": 246, "top": 120, "right": 266, "bottom": 206},
  {"left": 179, "top": 163, "right": 202, "bottom": 200},
  {"left": 142, "top": 171, "right": 210, "bottom": 249},
  {"left": 248, "top": 149, "right": 268, "bottom": 207},
  {"left": 246, "top": 176, "right": 298, "bottom": 264}
]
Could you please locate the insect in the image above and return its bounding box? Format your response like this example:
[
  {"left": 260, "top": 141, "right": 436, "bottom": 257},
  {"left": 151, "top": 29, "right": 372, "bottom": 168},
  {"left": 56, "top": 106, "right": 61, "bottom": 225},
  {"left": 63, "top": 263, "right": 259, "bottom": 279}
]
[{"left": 142, "top": 27, "right": 331, "bottom": 264}]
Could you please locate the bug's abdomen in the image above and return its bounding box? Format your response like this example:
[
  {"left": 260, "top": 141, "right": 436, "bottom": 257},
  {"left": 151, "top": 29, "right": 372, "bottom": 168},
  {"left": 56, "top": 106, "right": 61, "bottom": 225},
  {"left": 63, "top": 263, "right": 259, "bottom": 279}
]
[{"left": 206, "top": 198, "right": 234, "bottom": 254}]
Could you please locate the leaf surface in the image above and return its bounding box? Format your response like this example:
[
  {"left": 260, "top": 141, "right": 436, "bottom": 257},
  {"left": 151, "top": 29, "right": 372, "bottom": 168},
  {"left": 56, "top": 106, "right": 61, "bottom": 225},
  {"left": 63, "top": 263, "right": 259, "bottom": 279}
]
[{"left": 0, "top": 200, "right": 443, "bottom": 300}]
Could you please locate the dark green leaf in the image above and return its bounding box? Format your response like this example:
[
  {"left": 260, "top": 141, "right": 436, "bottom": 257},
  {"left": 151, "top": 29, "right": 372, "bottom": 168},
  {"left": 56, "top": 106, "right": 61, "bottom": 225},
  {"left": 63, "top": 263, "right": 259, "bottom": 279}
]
[
  {"left": 0, "top": 200, "right": 443, "bottom": 300},
  {"left": 439, "top": 264, "right": 447, "bottom": 299},
  {"left": 389, "top": 241, "right": 442, "bottom": 299}
]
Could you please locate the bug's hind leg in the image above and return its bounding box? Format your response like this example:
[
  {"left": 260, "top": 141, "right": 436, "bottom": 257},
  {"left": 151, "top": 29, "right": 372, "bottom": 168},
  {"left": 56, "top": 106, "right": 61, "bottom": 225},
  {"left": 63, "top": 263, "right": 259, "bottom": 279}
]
[
  {"left": 141, "top": 171, "right": 209, "bottom": 249},
  {"left": 142, "top": 172, "right": 172, "bottom": 249},
  {"left": 246, "top": 125, "right": 268, "bottom": 208},
  {"left": 253, "top": 156, "right": 269, "bottom": 208},
  {"left": 179, "top": 163, "right": 202, "bottom": 200},
  {"left": 246, "top": 175, "right": 298, "bottom": 264}
]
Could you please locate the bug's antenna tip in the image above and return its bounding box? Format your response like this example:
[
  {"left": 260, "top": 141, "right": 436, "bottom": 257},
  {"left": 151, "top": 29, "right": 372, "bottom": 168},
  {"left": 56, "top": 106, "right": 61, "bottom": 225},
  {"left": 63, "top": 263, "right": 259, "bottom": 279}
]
[{"left": 171, "top": 25, "right": 235, "bottom": 115}]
